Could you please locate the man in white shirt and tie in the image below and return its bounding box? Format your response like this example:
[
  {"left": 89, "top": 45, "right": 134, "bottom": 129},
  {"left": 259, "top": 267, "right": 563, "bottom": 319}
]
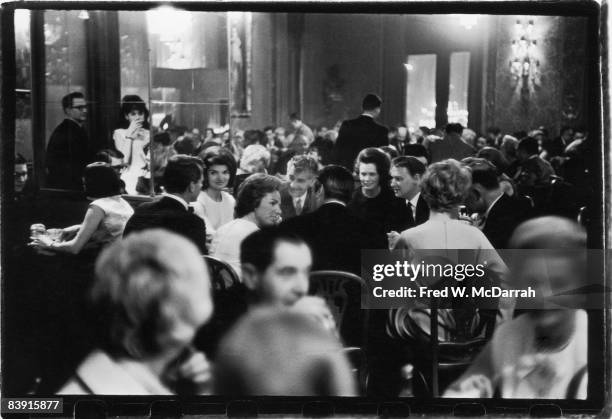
[
  {"left": 280, "top": 155, "right": 321, "bottom": 220},
  {"left": 387, "top": 156, "right": 429, "bottom": 248}
]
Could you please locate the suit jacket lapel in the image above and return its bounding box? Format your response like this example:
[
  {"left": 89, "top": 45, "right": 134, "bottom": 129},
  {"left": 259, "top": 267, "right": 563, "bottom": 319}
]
[{"left": 281, "top": 189, "right": 297, "bottom": 218}]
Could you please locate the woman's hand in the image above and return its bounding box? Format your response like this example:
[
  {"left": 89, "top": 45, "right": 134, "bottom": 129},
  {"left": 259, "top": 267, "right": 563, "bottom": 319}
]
[
  {"left": 171, "top": 350, "right": 213, "bottom": 395},
  {"left": 28, "top": 235, "right": 54, "bottom": 250},
  {"left": 126, "top": 119, "right": 143, "bottom": 138}
]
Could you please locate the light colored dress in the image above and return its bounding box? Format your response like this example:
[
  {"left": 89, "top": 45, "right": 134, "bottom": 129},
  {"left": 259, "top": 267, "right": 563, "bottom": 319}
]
[
  {"left": 58, "top": 350, "right": 172, "bottom": 395},
  {"left": 389, "top": 212, "right": 509, "bottom": 341},
  {"left": 113, "top": 128, "right": 149, "bottom": 194},
  {"left": 86, "top": 195, "right": 134, "bottom": 250},
  {"left": 191, "top": 190, "right": 236, "bottom": 243},
  {"left": 210, "top": 218, "right": 259, "bottom": 279}
]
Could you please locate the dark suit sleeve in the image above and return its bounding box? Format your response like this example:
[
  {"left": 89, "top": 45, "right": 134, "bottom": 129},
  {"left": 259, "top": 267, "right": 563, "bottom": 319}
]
[
  {"left": 336, "top": 121, "right": 349, "bottom": 145},
  {"left": 361, "top": 218, "right": 388, "bottom": 250},
  {"left": 376, "top": 126, "right": 390, "bottom": 147},
  {"left": 187, "top": 215, "right": 208, "bottom": 255},
  {"left": 331, "top": 121, "right": 349, "bottom": 166}
]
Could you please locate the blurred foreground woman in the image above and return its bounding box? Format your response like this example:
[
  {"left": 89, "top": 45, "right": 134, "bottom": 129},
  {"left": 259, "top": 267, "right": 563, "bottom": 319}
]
[
  {"left": 444, "top": 217, "right": 588, "bottom": 399},
  {"left": 214, "top": 308, "right": 356, "bottom": 396},
  {"left": 58, "top": 230, "right": 214, "bottom": 395}
]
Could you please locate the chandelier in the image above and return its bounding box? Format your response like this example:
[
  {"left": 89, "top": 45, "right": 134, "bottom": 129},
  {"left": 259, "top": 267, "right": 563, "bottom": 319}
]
[{"left": 509, "top": 19, "right": 540, "bottom": 88}]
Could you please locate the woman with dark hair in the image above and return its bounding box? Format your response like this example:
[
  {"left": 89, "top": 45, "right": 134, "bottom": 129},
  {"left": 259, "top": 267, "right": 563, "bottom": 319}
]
[
  {"left": 192, "top": 149, "right": 238, "bottom": 243},
  {"left": 348, "top": 147, "right": 411, "bottom": 235},
  {"left": 211, "top": 173, "right": 282, "bottom": 277},
  {"left": 29, "top": 163, "right": 134, "bottom": 255},
  {"left": 113, "top": 95, "right": 151, "bottom": 194}
]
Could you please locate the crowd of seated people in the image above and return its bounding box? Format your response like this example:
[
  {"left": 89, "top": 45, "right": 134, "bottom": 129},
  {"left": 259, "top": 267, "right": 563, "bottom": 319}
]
[{"left": 10, "top": 91, "right": 596, "bottom": 399}]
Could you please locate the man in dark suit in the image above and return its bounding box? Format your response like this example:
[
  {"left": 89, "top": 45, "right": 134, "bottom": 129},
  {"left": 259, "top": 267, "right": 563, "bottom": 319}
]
[
  {"left": 387, "top": 156, "right": 429, "bottom": 247},
  {"left": 428, "top": 123, "right": 475, "bottom": 163},
  {"left": 123, "top": 155, "right": 208, "bottom": 254},
  {"left": 46, "top": 92, "right": 91, "bottom": 190},
  {"left": 280, "top": 155, "right": 321, "bottom": 220},
  {"left": 463, "top": 158, "right": 532, "bottom": 249},
  {"left": 280, "top": 165, "right": 386, "bottom": 274},
  {"left": 333, "top": 94, "right": 389, "bottom": 170}
]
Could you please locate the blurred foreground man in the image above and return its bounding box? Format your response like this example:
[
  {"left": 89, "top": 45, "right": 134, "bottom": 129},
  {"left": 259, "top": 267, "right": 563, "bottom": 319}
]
[{"left": 445, "top": 217, "right": 588, "bottom": 399}]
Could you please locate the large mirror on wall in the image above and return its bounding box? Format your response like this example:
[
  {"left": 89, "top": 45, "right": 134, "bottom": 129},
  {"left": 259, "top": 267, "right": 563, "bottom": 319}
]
[
  {"left": 14, "top": 8, "right": 232, "bottom": 194},
  {"left": 11, "top": 8, "right": 596, "bottom": 197}
]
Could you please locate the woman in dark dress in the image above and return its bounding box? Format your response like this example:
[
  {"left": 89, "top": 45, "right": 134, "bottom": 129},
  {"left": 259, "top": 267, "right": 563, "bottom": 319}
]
[{"left": 348, "top": 147, "right": 411, "bottom": 241}]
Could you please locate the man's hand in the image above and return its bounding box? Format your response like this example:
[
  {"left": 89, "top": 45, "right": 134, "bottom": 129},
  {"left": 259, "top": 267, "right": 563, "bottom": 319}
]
[{"left": 387, "top": 231, "right": 400, "bottom": 250}]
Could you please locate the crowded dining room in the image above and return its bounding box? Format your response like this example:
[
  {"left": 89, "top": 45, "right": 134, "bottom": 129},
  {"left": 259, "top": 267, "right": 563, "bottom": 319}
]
[{"left": 1, "top": 2, "right": 607, "bottom": 408}]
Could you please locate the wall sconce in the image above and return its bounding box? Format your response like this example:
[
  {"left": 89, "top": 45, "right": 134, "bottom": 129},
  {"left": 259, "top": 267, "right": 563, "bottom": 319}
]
[{"left": 509, "top": 18, "right": 540, "bottom": 90}]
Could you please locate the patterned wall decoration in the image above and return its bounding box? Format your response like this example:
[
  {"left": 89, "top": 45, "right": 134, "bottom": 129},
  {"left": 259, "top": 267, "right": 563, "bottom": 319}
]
[
  {"left": 560, "top": 17, "right": 588, "bottom": 127},
  {"left": 486, "top": 16, "right": 588, "bottom": 136}
]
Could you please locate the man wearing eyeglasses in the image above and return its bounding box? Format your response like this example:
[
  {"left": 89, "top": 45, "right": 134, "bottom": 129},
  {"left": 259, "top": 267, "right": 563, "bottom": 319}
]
[
  {"left": 14, "top": 153, "right": 29, "bottom": 195},
  {"left": 45, "top": 92, "right": 91, "bottom": 190}
]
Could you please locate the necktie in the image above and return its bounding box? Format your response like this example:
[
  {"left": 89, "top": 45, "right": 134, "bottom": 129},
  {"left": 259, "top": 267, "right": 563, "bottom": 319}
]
[
  {"left": 407, "top": 201, "right": 415, "bottom": 225},
  {"left": 295, "top": 198, "right": 303, "bottom": 215},
  {"left": 188, "top": 206, "right": 195, "bottom": 214}
]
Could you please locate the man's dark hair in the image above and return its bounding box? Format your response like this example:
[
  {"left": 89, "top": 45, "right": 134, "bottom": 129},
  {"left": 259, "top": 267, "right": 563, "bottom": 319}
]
[
  {"left": 486, "top": 126, "right": 501, "bottom": 136},
  {"left": 244, "top": 130, "right": 267, "bottom": 147},
  {"left": 518, "top": 136, "right": 539, "bottom": 156},
  {"left": 513, "top": 130, "right": 528, "bottom": 140},
  {"left": 445, "top": 123, "right": 464, "bottom": 135},
  {"left": 95, "top": 149, "right": 125, "bottom": 164},
  {"left": 162, "top": 155, "right": 203, "bottom": 194},
  {"left": 153, "top": 132, "right": 172, "bottom": 146},
  {"left": 419, "top": 126, "right": 431, "bottom": 136},
  {"left": 84, "top": 162, "right": 123, "bottom": 198},
  {"left": 289, "top": 113, "right": 301, "bottom": 122},
  {"left": 462, "top": 157, "right": 500, "bottom": 190},
  {"left": 263, "top": 125, "right": 275, "bottom": 133},
  {"left": 241, "top": 227, "right": 308, "bottom": 274},
  {"left": 15, "top": 153, "right": 27, "bottom": 165},
  {"left": 362, "top": 94, "right": 382, "bottom": 111},
  {"left": 404, "top": 144, "right": 430, "bottom": 164},
  {"left": 391, "top": 156, "right": 426, "bottom": 177},
  {"left": 61, "top": 92, "right": 85, "bottom": 111},
  {"left": 235, "top": 173, "right": 282, "bottom": 217},
  {"left": 318, "top": 165, "right": 354, "bottom": 203}
]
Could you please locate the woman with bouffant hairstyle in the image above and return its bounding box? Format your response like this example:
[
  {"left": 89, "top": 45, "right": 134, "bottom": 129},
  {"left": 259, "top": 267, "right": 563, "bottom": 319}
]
[
  {"left": 390, "top": 159, "right": 507, "bottom": 343},
  {"left": 419, "top": 158, "right": 472, "bottom": 214},
  {"left": 58, "top": 230, "right": 213, "bottom": 395},
  {"left": 348, "top": 147, "right": 411, "bottom": 235}
]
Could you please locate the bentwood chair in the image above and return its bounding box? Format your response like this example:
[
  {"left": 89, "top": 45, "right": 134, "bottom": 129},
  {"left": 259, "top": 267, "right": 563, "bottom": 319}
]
[
  {"left": 203, "top": 255, "right": 240, "bottom": 292},
  {"left": 309, "top": 270, "right": 367, "bottom": 347}
]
